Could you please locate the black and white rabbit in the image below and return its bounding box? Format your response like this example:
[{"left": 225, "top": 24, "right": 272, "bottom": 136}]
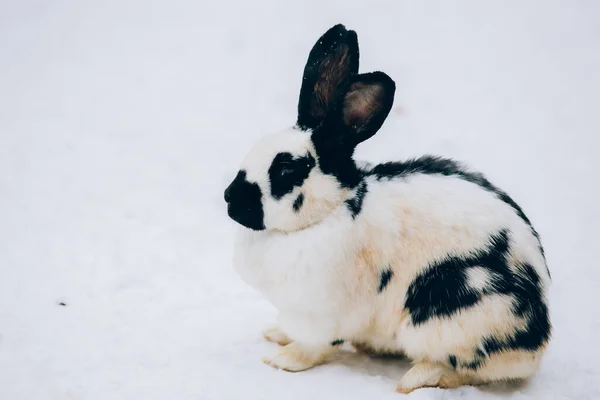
[{"left": 224, "top": 24, "right": 551, "bottom": 393}]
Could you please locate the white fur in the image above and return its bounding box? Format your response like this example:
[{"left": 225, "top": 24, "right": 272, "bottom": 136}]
[{"left": 467, "top": 267, "right": 495, "bottom": 292}]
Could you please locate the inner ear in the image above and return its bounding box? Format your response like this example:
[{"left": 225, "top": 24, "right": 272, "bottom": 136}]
[
  {"left": 297, "top": 24, "right": 359, "bottom": 130},
  {"left": 341, "top": 72, "right": 396, "bottom": 146}
]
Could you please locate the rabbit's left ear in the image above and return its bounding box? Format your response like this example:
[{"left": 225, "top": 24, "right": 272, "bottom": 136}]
[{"left": 297, "top": 24, "right": 359, "bottom": 130}]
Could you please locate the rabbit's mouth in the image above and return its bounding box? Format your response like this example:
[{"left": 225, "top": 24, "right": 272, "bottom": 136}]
[
  {"left": 226, "top": 203, "right": 265, "bottom": 231},
  {"left": 224, "top": 170, "right": 266, "bottom": 231}
]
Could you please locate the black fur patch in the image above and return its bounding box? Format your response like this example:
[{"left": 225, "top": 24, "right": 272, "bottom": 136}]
[
  {"left": 405, "top": 229, "right": 527, "bottom": 325},
  {"left": 456, "top": 272, "right": 550, "bottom": 369},
  {"left": 405, "top": 260, "right": 481, "bottom": 325},
  {"left": 445, "top": 263, "right": 550, "bottom": 371},
  {"left": 404, "top": 230, "right": 513, "bottom": 325},
  {"left": 482, "top": 263, "right": 550, "bottom": 353},
  {"left": 369, "top": 156, "right": 467, "bottom": 181},
  {"left": 377, "top": 268, "right": 394, "bottom": 293},
  {"left": 293, "top": 193, "right": 304, "bottom": 212},
  {"left": 345, "top": 181, "right": 368, "bottom": 218},
  {"left": 224, "top": 170, "right": 265, "bottom": 230},
  {"left": 457, "top": 357, "right": 485, "bottom": 370},
  {"left": 268, "top": 152, "right": 315, "bottom": 200},
  {"left": 405, "top": 229, "right": 551, "bottom": 367},
  {"left": 448, "top": 355, "right": 457, "bottom": 369},
  {"left": 331, "top": 339, "right": 344, "bottom": 346},
  {"left": 311, "top": 131, "right": 363, "bottom": 189},
  {"left": 367, "top": 156, "right": 549, "bottom": 277}
]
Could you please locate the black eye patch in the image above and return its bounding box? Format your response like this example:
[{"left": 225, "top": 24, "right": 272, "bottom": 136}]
[{"left": 268, "top": 152, "right": 316, "bottom": 200}]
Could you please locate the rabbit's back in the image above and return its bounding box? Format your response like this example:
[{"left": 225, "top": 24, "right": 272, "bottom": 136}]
[{"left": 349, "top": 158, "right": 550, "bottom": 377}]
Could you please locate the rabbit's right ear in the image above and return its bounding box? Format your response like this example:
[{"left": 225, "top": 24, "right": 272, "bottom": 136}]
[{"left": 297, "top": 24, "right": 359, "bottom": 130}]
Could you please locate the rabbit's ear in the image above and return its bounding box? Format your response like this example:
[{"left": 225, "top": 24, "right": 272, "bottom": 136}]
[
  {"left": 297, "top": 24, "right": 359, "bottom": 130},
  {"left": 338, "top": 71, "right": 396, "bottom": 147}
]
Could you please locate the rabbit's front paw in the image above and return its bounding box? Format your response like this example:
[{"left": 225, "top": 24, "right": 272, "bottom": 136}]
[
  {"left": 262, "top": 326, "right": 292, "bottom": 346},
  {"left": 262, "top": 342, "right": 329, "bottom": 372}
]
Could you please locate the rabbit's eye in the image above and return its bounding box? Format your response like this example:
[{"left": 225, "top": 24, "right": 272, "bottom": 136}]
[
  {"left": 280, "top": 166, "right": 295, "bottom": 177},
  {"left": 268, "top": 151, "right": 316, "bottom": 200}
]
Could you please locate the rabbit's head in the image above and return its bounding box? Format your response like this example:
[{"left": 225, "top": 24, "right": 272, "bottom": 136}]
[{"left": 224, "top": 24, "right": 396, "bottom": 232}]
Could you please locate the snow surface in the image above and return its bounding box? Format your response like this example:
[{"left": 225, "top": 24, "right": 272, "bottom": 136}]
[{"left": 1, "top": 1, "right": 599, "bottom": 399}]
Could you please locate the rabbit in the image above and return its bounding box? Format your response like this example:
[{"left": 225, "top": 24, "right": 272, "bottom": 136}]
[{"left": 223, "top": 24, "right": 551, "bottom": 393}]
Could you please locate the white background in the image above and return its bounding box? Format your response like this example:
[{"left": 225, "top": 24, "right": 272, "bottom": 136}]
[{"left": 1, "top": 1, "right": 599, "bottom": 399}]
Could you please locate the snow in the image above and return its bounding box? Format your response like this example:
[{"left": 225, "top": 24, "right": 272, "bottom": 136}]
[{"left": 1, "top": 1, "right": 599, "bottom": 399}]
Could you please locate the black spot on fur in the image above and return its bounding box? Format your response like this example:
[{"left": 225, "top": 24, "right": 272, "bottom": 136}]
[
  {"left": 377, "top": 268, "right": 394, "bottom": 293},
  {"left": 368, "top": 156, "right": 466, "bottom": 181},
  {"left": 405, "top": 228, "right": 551, "bottom": 367},
  {"left": 482, "top": 263, "right": 551, "bottom": 353},
  {"left": 457, "top": 279, "right": 550, "bottom": 369},
  {"left": 405, "top": 229, "right": 533, "bottom": 325},
  {"left": 58, "top": 302, "right": 66, "bottom": 307},
  {"left": 448, "top": 355, "right": 457, "bottom": 369},
  {"left": 224, "top": 170, "right": 265, "bottom": 231},
  {"left": 367, "top": 156, "right": 549, "bottom": 277},
  {"left": 445, "top": 263, "right": 551, "bottom": 371},
  {"left": 268, "top": 152, "right": 315, "bottom": 200},
  {"left": 345, "top": 181, "right": 368, "bottom": 218},
  {"left": 293, "top": 193, "right": 304, "bottom": 212},
  {"left": 405, "top": 262, "right": 481, "bottom": 326},
  {"left": 450, "top": 347, "right": 491, "bottom": 370},
  {"left": 459, "top": 357, "right": 485, "bottom": 370},
  {"left": 331, "top": 339, "right": 344, "bottom": 346},
  {"left": 311, "top": 130, "right": 363, "bottom": 188},
  {"left": 404, "top": 230, "right": 513, "bottom": 325}
]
